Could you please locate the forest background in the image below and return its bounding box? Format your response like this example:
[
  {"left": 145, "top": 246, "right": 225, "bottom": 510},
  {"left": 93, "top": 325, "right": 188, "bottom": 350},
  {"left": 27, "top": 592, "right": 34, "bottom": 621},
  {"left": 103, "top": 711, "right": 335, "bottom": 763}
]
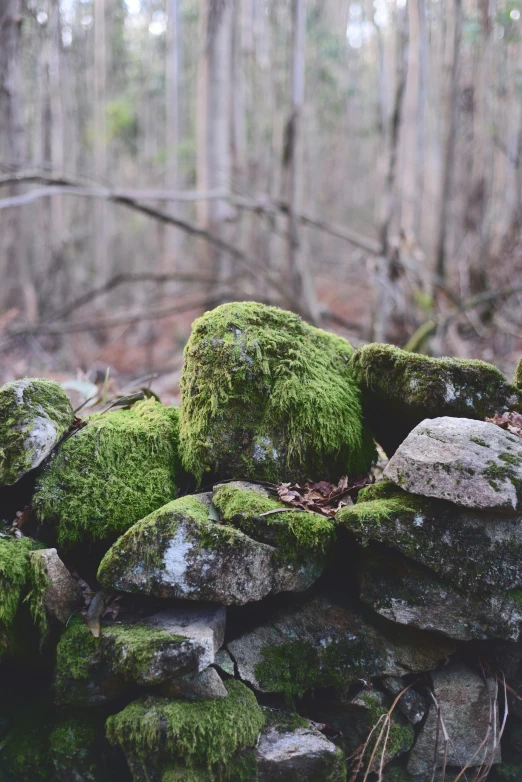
[{"left": 1, "top": 0, "right": 522, "bottom": 404}]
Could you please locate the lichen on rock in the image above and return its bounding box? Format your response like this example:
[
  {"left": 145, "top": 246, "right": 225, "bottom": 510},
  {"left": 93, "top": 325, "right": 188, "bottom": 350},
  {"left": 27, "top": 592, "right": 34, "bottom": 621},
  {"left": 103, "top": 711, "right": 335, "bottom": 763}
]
[
  {"left": 351, "top": 343, "right": 521, "bottom": 455},
  {"left": 105, "top": 680, "right": 265, "bottom": 781},
  {"left": 32, "top": 398, "right": 181, "bottom": 548},
  {"left": 179, "top": 301, "right": 375, "bottom": 483},
  {"left": 0, "top": 378, "right": 74, "bottom": 485}
]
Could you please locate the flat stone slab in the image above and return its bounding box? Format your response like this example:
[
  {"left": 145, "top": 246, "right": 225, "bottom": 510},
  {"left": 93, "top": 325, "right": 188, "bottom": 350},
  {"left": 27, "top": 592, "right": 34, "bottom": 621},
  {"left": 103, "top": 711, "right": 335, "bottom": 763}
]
[
  {"left": 227, "top": 595, "right": 454, "bottom": 695},
  {"left": 54, "top": 604, "right": 225, "bottom": 705},
  {"left": 384, "top": 417, "right": 522, "bottom": 513},
  {"left": 360, "top": 549, "right": 522, "bottom": 641},
  {"left": 337, "top": 482, "right": 522, "bottom": 595},
  {"left": 407, "top": 664, "right": 501, "bottom": 776},
  {"left": 98, "top": 494, "right": 324, "bottom": 605}
]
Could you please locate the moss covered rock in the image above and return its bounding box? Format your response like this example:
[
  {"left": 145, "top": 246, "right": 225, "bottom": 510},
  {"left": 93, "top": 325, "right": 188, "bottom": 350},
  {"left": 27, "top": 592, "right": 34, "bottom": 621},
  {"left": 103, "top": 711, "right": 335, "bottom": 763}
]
[
  {"left": 212, "top": 481, "right": 336, "bottom": 568},
  {"left": 33, "top": 398, "right": 181, "bottom": 548},
  {"left": 227, "top": 595, "right": 454, "bottom": 698},
  {"left": 351, "top": 343, "right": 522, "bottom": 455},
  {"left": 0, "top": 378, "right": 74, "bottom": 485},
  {"left": 54, "top": 606, "right": 225, "bottom": 705},
  {"left": 98, "top": 494, "right": 327, "bottom": 605},
  {"left": 179, "top": 302, "right": 375, "bottom": 483},
  {"left": 105, "top": 680, "right": 264, "bottom": 782},
  {"left": 337, "top": 481, "right": 522, "bottom": 596}
]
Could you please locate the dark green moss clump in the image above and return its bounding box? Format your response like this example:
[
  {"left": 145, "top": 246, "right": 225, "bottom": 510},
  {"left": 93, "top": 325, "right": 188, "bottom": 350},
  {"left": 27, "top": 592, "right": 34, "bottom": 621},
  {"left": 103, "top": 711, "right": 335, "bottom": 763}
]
[
  {"left": 0, "top": 378, "right": 74, "bottom": 485},
  {"left": 105, "top": 680, "right": 264, "bottom": 780},
  {"left": 33, "top": 398, "right": 181, "bottom": 548},
  {"left": 180, "top": 302, "right": 375, "bottom": 483},
  {"left": 213, "top": 484, "right": 336, "bottom": 563},
  {"left": 351, "top": 343, "right": 521, "bottom": 455}
]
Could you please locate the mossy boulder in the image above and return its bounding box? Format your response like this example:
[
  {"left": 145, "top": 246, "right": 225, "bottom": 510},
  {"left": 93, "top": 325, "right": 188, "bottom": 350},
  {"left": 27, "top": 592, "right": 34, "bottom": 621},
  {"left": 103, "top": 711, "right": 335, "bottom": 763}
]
[
  {"left": 54, "top": 606, "right": 225, "bottom": 706},
  {"left": 351, "top": 343, "right": 522, "bottom": 455},
  {"left": 98, "top": 493, "right": 327, "bottom": 605},
  {"left": 212, "top": 481, "right": 336, "bottom": 569},
  {"left": 33, "top": 398, "right": 181, "bottom": 549},
  {"left": 0, "top": 378, "right": 74, "bottom": 485},
  {"left": 179, "top": 302, "right": 376, "bottom": 483},
  {"left": 227, "top": 595, "right": 454, "bottom": 699},
  {"left": 105, "top": 680, "right": 265, "bottom": 782},
  {"left": 360, "top": 548, "right": 522, "bottom": 641},
  {"left": 337, "top": 481, "right": 522, "bottom": 596}
]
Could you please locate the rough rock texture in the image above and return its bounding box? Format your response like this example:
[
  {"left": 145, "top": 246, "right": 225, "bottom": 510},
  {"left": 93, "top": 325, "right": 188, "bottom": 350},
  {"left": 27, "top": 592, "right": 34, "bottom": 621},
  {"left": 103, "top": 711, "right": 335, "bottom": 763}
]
[
  {"left": 162, "top": 666, "right": 228, "bottom": 701},
  {"left": 384, "top": 416, "right": 522, "bottom": 512},
  {"left": 0, "top": 378, "right": 74, "bottom": 485},
  {"left": 28, "top": 548, "right": 82, "bottom": 625},
  {"left": 381, "top": 678, "right": 427, "bottom": 725},
  {"left": 54, "top": 605, "right": 225, "bottom": 705},
  {"left": 105, "top": 680, "right": 265, "bottom": 782},
  {"left": 255, "top": 715, "right": 346, "bottom": 781},
  {"left": 98, "top": 494, "right": 325, "bottom": 605},
  {"left": 338, "top": 481, "right": 522, "bottom": 595},
  {"left": 227, "top": 595, "right": 454, "bottom": 696},
  {"left": 360, "top": 548, "right": 522, "bottom": 641},
  {"left": 407, "top": 664, "right": 501, "bottom": 776},
  {"left": 351, "top": 343, "right": 521, "bottom": 455},
  {"left": 33, "top": 398, "right": 181, "bottom": 548},
  {"left": 179, "top": 301, "right": 375, "bottom": 483}
]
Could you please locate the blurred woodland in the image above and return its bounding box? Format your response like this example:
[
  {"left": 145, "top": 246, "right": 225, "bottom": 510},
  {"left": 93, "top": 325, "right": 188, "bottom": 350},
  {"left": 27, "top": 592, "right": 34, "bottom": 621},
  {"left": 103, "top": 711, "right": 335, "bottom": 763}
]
[{"left": 2, "top": 0, "right": 522, "bottom": 402}]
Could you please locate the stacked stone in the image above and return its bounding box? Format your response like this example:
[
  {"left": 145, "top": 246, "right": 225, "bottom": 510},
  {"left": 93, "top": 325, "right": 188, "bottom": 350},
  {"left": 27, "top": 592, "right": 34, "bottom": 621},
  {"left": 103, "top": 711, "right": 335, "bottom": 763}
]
[{"left": 2, "top": 305, "right": 522, "bottom": 781}]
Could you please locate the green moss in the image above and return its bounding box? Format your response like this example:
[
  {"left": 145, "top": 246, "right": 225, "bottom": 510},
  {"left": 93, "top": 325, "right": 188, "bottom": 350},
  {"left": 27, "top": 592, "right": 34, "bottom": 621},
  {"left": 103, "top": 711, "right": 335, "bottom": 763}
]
[
  {"left": 470, "top": 436, "right": 490, "bottom": 447},
  {"left": 0, "top": 378, "right": 73, "bottom": 485},
  {"left": 161, "top": 751, "right": 258, "bottom": 782},
  {"left": 336, "top": 484, "right": 420, "bottom": 543},
  {"left": 106, "top": 680, "right": 264, "bottom": 779},
  {"left": 180, "top": 302, "right": 375, "bottom": 483},
  {"left": 213, "top": 484, "right": 336, "bottom": 562},
  {"left": 0, "top": 706, "right": 51, "bottom": 781},
  {"left": 506, "top": 587, "right": 522, "bottom": 606},
  {"left": 54, "top": 617, "right": 187, "bottom": 702},
  {"left": 33, "top": 398, "right": 181, "bottom": 549},
  {"left": 514, "top": 356, "right": 522, "bottom": 389},
  {"left": 359, "top": 693, "right": 414, "bottom": 760},
  {"left": 49, "top": 717, "right": 100, "bottom": 781},
  {"left": 482, "top": 458, "right": 522, "bottom": 499},
  {"left": 0, "top": 536, "right": 46, "bottom": 656},
  {"left": 25, "top": 549, "right": 51, "bottom": 644}
]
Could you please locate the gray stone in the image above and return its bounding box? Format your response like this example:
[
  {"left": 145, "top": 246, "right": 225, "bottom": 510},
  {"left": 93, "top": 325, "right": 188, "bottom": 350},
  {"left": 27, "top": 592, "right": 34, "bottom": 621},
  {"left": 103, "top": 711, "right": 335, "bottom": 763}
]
[
  {"left": 227, "top": 595, "right": 454, "bottom": 695},
  {"left": 256, "top": 717, "right": 345, "bottom": 781},
  {"left": 338, "top": 482, "right": 522, "bottom": 596},
  {"left": 162, "top": 666, "right": 227, "bottom": 701},
  {"left": 407, "top": 664, "right": 501, "bottom": 776},
  {"left": 350, "top": 343, "right": 521, "bottom": 456},
  {"left": 0, "top": 378, "right": 74, "bottom": 485},
  {"left": 384, "top": 416, "right": 522, "bottom": 513},
  {"left": 381, "top": 677, "right": 427, "bottom": 725},
  {"left": 54, "top": 604, "right": 225, "bottom": 706},
  {"left": 360, "top": 549, "right": 522, "bottom": 641},
  {"left": 214, "top": 647, "right": 235, "bottom": 676},
  {"left": 98, "top": 495, "right": 324, "bottom": 605},
  {"left": 29, "top": 548, "right": 82, "bottom": 625}
]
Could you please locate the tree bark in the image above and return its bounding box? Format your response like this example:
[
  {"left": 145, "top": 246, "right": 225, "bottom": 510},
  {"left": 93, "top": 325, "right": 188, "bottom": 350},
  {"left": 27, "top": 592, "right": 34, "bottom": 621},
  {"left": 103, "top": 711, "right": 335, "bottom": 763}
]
[
  {"left": 435, "top": 0, "right": 462, "bottom": 281},
  {"left": 94, "top": 0, "right": 108, "bottom": 295}
]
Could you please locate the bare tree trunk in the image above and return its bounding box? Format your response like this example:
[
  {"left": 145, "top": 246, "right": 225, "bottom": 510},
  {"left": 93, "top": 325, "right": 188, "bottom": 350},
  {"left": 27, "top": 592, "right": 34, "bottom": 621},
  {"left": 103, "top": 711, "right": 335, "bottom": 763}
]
[
  {"left": 197, "top": 0, "right": 234, "bottom": 299},
  {"left": 414, "top": 0, "right": 427, "bottom": 239},
  {"left": 435, "top": 0, "right": 462, "bottom": 281},
  {"left": 162, "top": 0, "right": 181, "bottom": 272},
  {"left": 371, "top": 3, "right": 409, "bottom": 343},
  {"left": 0, "top": 0, "right": 37, "bottom": 320},
  {"left": 284, "top": 0, "right": 319, "bottom": 324},
  {"left": 94, "top": 0, "right": 108, "bottom": 294}
]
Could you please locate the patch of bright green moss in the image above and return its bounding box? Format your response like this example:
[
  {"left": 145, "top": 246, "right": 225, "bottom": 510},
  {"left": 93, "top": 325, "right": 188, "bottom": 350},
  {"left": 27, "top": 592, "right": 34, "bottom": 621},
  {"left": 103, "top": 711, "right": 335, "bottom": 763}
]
[
  {"left": 180, "top": 302, "right": 375, "bottom": 483},
  {"left": 336, "top": 483, "right": 420, "bottom": 543},
  {"left": 25, "top": 549, "right": 50, "bottom": 644},
  {"left": 213, "top": 484, "right": 336, "bottom": 562},
  {"left": 55, "top": 617, "right": 98, "bottom": 693},
  {"left": 33, "top": 398, "right": 181, "bottom": 549},
  {"left": 106, "top": 680, "right": 264, "bottom": 779},
  {"left": 0, "top": 378, "right": 73, "bottom": 485}
]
